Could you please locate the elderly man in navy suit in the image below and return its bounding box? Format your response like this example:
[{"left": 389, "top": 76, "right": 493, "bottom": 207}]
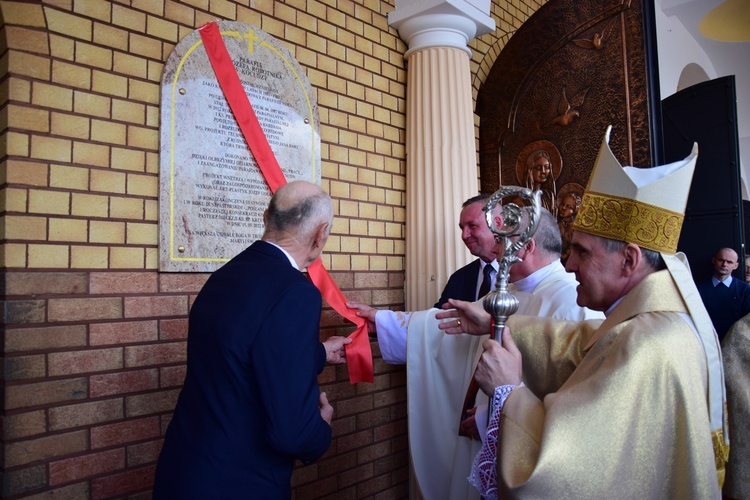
[
  {"left": 153, "top": 181, "right": 351, "bottom": 499},
  {"left": 434, "top": 194, "right": 500, "bottom": 308}
]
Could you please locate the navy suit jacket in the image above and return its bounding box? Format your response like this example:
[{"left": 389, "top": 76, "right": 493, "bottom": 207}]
[
  {"left": 697, "top": 276, "right": 750, "bottom": 341},
  {"left": 434, "top": 259, "right": 482, "bottom": 308},
  {"left": 153, "top": 241, "right": 331, "bottom": 499}
]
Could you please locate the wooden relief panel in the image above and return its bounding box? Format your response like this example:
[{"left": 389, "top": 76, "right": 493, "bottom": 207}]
[{"left": 477, "top": 0, "right": 656, "bottom": 259}]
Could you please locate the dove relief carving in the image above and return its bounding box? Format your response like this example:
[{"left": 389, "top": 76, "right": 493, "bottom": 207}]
[
  {"left": 572, "top": 17, "right": 618, "bottom": 50},
  {"left": 544, "top": 86, "right": 590, "bottom": 128}
]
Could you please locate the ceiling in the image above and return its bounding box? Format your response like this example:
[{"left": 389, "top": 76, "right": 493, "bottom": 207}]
[{"left": 656, "top": 0, "right": 750, "bottom": 188}]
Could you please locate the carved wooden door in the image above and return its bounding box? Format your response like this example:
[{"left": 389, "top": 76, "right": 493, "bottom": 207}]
[{"left": 477, "top": 0, "right": 660, "bottom": 261}]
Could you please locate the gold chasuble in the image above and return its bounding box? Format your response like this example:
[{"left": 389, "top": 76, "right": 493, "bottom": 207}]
[
  {"left": 502, "top": 269, "right": 720, "bottom": 498},
  {"left": 722, "top": 314, "right": 750, "bottom": 499}
]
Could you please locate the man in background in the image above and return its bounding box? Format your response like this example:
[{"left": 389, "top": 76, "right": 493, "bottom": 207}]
[
  {"left": 434, "top": 194, "right": 499, "bottom": 308},
  {"left": 697, "top": 247, "right": 750, "bottom": 341},
  {"left": 153, "top": 181, "right": 351, "bottom": 498}
]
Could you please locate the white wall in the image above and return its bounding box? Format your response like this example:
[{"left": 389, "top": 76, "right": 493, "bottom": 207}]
[
  {"left": 655, "top": 6, "right": 716, "bottom": 96},
  {"left": 655, "top": 0, "right": 750, "bottom": 198}
]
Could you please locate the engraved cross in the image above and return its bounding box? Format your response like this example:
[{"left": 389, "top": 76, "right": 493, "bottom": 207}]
[{"left": 243, "top": 29, "right": 260, "bottom": 54}]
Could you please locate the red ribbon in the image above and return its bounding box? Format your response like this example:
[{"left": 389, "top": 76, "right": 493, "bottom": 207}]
[
  {"left": 306, "top": 260, "right": 373, "bottom": 383},
  {"left": 198, "top": 22, "right": 373, "bottom": 383}
]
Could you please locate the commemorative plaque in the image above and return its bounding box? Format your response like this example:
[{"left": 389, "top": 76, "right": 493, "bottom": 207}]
[{"left": 159, "top": 21, "right": 321, "bottom": 272}]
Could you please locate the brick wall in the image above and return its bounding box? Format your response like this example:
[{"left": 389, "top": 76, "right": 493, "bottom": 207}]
[{"left": 0, "top": 0, "right": 542, "bottom": 498}]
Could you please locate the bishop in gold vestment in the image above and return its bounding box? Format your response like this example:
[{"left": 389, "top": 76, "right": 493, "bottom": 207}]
[{"left": 500, "top": 269, "right": 718, "bottom": 497}]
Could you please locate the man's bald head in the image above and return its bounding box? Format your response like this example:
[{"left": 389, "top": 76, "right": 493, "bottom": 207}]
[
  {"left": 712, "top": 247, "right": 739, "bottom": 281},
  {"left": 264, "top": 181, "right": 333, "bottom": 241}
]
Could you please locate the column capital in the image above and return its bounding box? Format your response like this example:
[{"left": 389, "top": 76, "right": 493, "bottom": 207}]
[{"left": 388, "top": 0, "right": 495, "bottom": 57}]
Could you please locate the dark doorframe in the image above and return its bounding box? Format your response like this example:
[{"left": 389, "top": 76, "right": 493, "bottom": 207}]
[{"left": 662, "top": 76, "right": 744, "bottom": 284}]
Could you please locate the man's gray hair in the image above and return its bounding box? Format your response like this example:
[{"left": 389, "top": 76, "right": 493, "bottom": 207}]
[
  {"left": 504, "top": 206, "right": 562, "bottom": 257},
  {"left": 532, "top": 207, "right": 562, "bottom": 257},
  {"left": 596, "top": 236, "right": 665, "bottom": 271},
  {"left": 266, "top": 191, "right": 333, "bottom": 239}
]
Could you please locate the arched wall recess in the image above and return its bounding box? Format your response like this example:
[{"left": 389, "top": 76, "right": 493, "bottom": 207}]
[{"left": 677, "top": 62, "right": 711, "bottom": 92}]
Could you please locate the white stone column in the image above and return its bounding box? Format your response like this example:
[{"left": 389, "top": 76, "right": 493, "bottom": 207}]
[{"left": 389, "top": 0, "right": 495, "bottom": 310}]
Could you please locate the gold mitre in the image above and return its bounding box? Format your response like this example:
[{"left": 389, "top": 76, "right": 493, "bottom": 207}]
[{"left": 573, "top": 125, "right": 698, "bottom": 253}]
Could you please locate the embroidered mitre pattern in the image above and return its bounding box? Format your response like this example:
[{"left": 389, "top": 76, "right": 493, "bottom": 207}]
[{"left": 574, "top": 192, "right": 684, "bottom": 253}]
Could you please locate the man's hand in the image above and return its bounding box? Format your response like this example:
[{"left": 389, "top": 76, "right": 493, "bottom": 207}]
[
  {"left": 346, "top": 301, "right": 377, "bottom": 334},
  {"left": 318, "top": 392, "right": 333, "bottom": 424},
  {"left": 460, "top": 407, "right": 481, "bottom": 440},
  {"left": 436, "top": 299, "right": 492, "bottom": 335},
  {"left": 322, "top": 335, "right": 352, "bottom": 364},
  {"left": 475, "top": 328, "right": 522, "bottom": 396}
]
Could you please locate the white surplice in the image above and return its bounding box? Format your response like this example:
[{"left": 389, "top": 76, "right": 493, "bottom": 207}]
[{"left": 375, "top": 261, "right": 603, "bottom": 499}]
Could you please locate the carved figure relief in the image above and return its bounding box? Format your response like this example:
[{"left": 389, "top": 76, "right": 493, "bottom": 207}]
[
  {"left": 556, "top": 182, "right": 585, "bottom": 262},
  {"left": 516, "top": 140, "right": 562, "bottom": 218},
  {"left": 477, "top": 0, "right": 654, "bottom": 278},
  {"left": 477, "top": 0, "right": 652, "bottom": 212}
]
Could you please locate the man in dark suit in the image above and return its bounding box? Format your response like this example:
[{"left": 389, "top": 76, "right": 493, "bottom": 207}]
[
  {"left": 153, "top": 181, "right": 351, "bottom": 499},
  {"left": 697, "top": 247, "right": 750, "bottom": 341},
  {"left": 434, "top": 195, "right": 499, "bottom": 308}
]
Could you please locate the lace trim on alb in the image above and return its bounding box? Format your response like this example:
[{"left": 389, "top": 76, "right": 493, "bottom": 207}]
[{"left": 467, "top": 383, "right": 520, "bottom": 499}]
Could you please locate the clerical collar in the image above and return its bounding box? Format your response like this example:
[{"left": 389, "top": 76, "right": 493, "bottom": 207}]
[
  {"left": 265, "top": 241, "right": 299, "bottom": 270},
  {"left": 512, "top": 260, "right": 560, "bottom": 294},
  {"left": 604, "top": 296, "right": 625, "bottom": 317},
  {"left": 712, "top": 275, "right": 733, "bottom": 287}
]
